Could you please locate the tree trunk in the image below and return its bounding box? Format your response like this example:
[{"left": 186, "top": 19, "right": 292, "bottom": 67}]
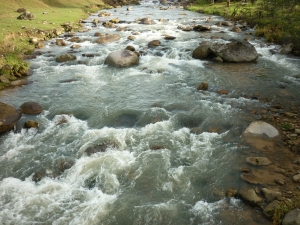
[
  {"left": 227, "top": 0, "right": 230, "bottom": 7},
  {"left": 211, "top": 0, "right": 214, "bottom": 4}
]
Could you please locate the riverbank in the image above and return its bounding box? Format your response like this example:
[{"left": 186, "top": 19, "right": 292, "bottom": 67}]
[
  {"left": 0, "top": 0, "right": 139, "bottom": 91},
  {"left": 187, "top": 0, "right": 300, "bottom": 56}
]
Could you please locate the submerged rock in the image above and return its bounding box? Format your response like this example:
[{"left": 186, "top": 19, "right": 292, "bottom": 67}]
[
  {"left": 85, "top": 140, "right": 119, "bottom": 156},
  {"left": 20, "top": 101, "right": 43, "bottom": 115},
  {"left": 56, "top": 159, "right": 75, "bottom": 173},
  {"left": 104, "top": 50, "right": 139, "bottom": 67},
  {"left": 24, "top": 120, "right": 39, "bottom": 129},
  {"left": 0, "top": 102, "right": 21, "bottom": 133}
]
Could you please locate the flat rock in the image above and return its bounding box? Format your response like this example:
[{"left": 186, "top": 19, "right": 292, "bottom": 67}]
[
  {"left": 283, "top": 208, "right": 300, "bottom": 225},
  {"left": 240, "top": 173, "right": 263, "bottom": 184},
  {"left": 0, "top": 102, "right": 21, "bottom": 133},
  {"left": 261, "top": 188, "right": 281, "bottom": 202},
  {"left": 239, "top": 188, "right": 262, "bottom": 206},
  {"left": 96, "top": 34, "right": 121, "bottom": 44},
  {"left": 246, "top": 157, "right": 272, "bottom": 166},
  {"left": 242, "top": 121, "right": 279, "bottom": 138}
]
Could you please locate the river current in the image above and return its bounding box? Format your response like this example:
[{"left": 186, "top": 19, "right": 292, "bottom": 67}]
[{"left": 0, "top": 1, "right": 300, "bottom": 224}]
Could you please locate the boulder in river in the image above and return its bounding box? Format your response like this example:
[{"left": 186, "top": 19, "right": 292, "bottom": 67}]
[
  {"left": 20, "top": 101, "right": 43, "bottom": 115},
  {"left": 210, "top": 41, "right": 258, "bottom": 62},
  {"left": 193, "top": 24, "right": 211, "bottom": 32},
  {"left": 139, "top": 18, "right": 155, "bottom": 25},
  {"left": 56, "top": 54, "right": 77, "bottom": 63},
  {"left": 96, "top": 34, "right": 121, "bottom": 44},
  {"left": 56, "top": 39, "right": 67, "bottom": 46},
  {"left": 24, "top": 120, "right": 39, "bottom": 129},
  {"left": 148, "top": 40, "right": 161, "bottom": 47},
  {"left": 192, "top": 42, "right": 213, "bottom": 59},
  {"left": 104, "top": 50, "right": 139, "bottom": 67},
  {"left": 0, "top": 102, "right": 21, "bottom": 133}
]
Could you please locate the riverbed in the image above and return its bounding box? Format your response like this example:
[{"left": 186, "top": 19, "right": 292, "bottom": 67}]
[{"left": 0, "top": 1, "right": 300, "bottom": 224}]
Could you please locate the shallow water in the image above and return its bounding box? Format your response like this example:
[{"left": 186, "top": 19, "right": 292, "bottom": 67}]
[{"left": 0, "top": 1, "right": 300, "bottom": 224}]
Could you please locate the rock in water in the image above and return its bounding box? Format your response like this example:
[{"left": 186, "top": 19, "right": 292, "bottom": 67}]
[
  {"left": 210, "top": 41, "right": 258, "bottom": 62},
  {"left": 104, "top": 50, "right": 139, "bottom": 67},
  {"left": 56, "top": 54, "right": 76, "bottom": 63},
  {"left": 0, "top": 102, "right": 21, "bottom": 133},
  {"left": 96, "top": 34, "right": 121, "bottom": 44},
  {"left": 242, "top": 121, "right": 279, "bottom": 138},
  {"left": 20, "top": 101, "right": 43, "bottom": 115}
]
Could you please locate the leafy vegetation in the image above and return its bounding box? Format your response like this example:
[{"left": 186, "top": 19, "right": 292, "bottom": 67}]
[{"left": 188, "top": 0, "right": 300, "bottom": 54}]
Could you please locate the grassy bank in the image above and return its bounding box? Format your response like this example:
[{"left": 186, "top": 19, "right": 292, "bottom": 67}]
[
  {"left": 0, "top": 0, "right": 116, "bottom": 90},
  {"left": 188, "top": 0, "right": 300, "bottom": 54}
]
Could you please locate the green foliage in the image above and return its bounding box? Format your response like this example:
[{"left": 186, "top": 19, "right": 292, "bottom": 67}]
[
  {"left": 282, "top": 123, "right": 292, "bottom": 130},
  {"left": 272, "top": 195, "right": 300, "bottom": 225}
]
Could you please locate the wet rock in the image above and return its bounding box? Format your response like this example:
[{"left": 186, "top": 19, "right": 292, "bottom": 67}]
[
  {"left": 68, "top": 37, "right": 82, "bottom": 43},
  {"left": 104, "top": 50, "right": 139, "bottom": 68},
  {"left": 94, "top": 32, "right": 103, "bottom": 37},
  {"left": 210, "top": 41, "right": 258, "bottom": 63},
  {"left": 150, "top": 145, "right": 167, "bottom": 150},
  {"left": 164, "top": 35, "right": 176, "bottom": 40},
  {"left": 17, "top": 11, "right": 35, "bottom": 20},
  {"left": 20, "top": 101, "right": 43, "bottom": 115},
  {"left": 35, "top": 41, "right": 45, "bottom": 49},
  {"left": 92, "top": 19, "right": 99, "bottom": 25},
  {"left": 192, "top": 42, "right": 213, "bottom": 60},
  {"left": 32, "top": 170, "right": 47, "bottom": 182},
  {"left": 109, "top": 18, "right": 120, "bottom": 23},
  {"left": 225, "top": 188, "right": 238, "bottom": 197},
  {"left": 246, "top": 157, "right": 271, "bottom": 166},
  {"left": 56, "top": 159, "right": 75, "bottom": 173},
  {"left": 282, "top": 209, "right": 300, "bottom": 225},
  {"left": 239, "top": 188, "right": 262, "bottom": 206},
  {"left": 242, "top": 121, "right": 279, "bottom": 138},
  {"left": 56, "top": 54, "right": 77, "bottom": 62},
  {"left": 232, "top": 26, "right": 242, "bottom": 32},
  {"left": 110, "top": 113, "right": 139, "bottom": 127},
  {"left": 218, "top": 90, "right": 228, "bottom": 95},
  {"left": 148, "top": 40, "right": 161, "bottom": 47},
  {"left": 125, "top": 45, "right": 135, "bottom": 52},
  {"left": 85, "top": 140, "right": 118, "bottom": 156},
  {"left": 222, "top": 21, "right": 233, "bottom": 26},
  {"left": 263, "top": 200, "right": 279, "bottom": 218},
  {"left": 96, "top": 34, "right": 121, "bottom": 44},
  {"left": 24, "top": 120, "right": 39, "bottom": 129},
  {"left": 293, "top": 174, "right": 300, "bottom": 183},
  {"left": 240, "top": 173, "right": 262, "bottom": 184},
  {"left": 279, "top": 43, "right": 294, "bottom": 55},
  {"left": 56, "top": 39, "right": 67, "bottom": 46},
  {"left": 0, "top": 102, "right": 21, "bottom": 133},
  {"left": 240, "top": 167, "right": 251, "bottom": 173},
  {"left": 71, "top": 44, "right": 81, "bottom": 49},
  {"left": 10, "top": 79, "right": 33, "bottom": 86},
  {"left": 178, "top": 26, "right": 193, "bottom": 32},
  {"left": 262, "top": 188, "right": 282, "bottom": 202},
  {"left": 98, "top": 11, "right": 113, "bottom": 17},
  {"left": 193, "top": 24, "right": 211, "bottom": 32},
  {"left": 127, "top": 35, "right": 136, "bottom": 40},
  {"left": 215, "top": 22, "right": 222, "bottom": 26},
  {"left": 139, "top": 17, "right": 155, "bottom": 25},
  {"left": 196, "top": 82, "right": 208, "bottom": 91}
]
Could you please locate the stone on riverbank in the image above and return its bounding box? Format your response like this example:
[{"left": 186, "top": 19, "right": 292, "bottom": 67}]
[
  {"left": 263, "top": 200, "right": 279, "bottom": 218},
  {"left": 242, "top": 121, "right": 279, "bottom": 138},
  {"left": 246, "top": 157, "right": 272, "bottom": 166},
  {"left": 20, "top": 101, "right": 43, "bottom": 115},
  {"left": 0, "top": 102, "right": 21, "bottom": 133},
  {"left": 239, "top": 188, "right": 262, "bottom": 206},
  {"left": 261, "top": 188, "right": 282, "bottom": 202},
  {"left": 104, "top": 50, "right": 139, "bottom": 67},
  {"left": 283, "top": 209, "right": 300, "bottom": 225}
]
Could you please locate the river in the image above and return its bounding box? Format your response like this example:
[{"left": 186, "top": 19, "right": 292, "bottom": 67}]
[{"left": 0, "top": 1, "right": 300, "bottom": 224}]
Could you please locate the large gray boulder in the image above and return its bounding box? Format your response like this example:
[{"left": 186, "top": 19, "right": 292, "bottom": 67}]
[
  {"left": 96, "top": 34, "right": 121, "bottom": 44},
  {"left": 104, "top": 50, "right": 139, "bottom": 67},
  {"left": 283, "top": 209, "right": 300, "bottom": 225},
  {"left": 0, "top": 102, "right": 21, "bottom": 133},
  {"left": 210, "top": 41, "right": 258, "bottom": 62}
]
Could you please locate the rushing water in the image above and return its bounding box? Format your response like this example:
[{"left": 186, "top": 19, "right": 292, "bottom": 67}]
[{"left": 1, "top": 1, "right": 300, "bottom": 224}]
